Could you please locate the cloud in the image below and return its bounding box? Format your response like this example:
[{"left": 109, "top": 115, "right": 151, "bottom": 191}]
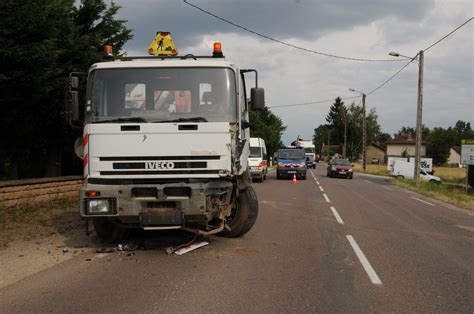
[{"left": 113, "top": 0, "right": 473, "bottom": 145}]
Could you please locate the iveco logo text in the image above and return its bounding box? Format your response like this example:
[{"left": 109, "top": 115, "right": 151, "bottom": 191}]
[{"left": 145, "top": 162, "right": 175, "bottom": 169}]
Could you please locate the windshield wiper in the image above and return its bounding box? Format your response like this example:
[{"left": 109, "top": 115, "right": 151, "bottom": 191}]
[
  {"left": 93, "top": 117, "right": 148, "bottom": 124},
  {"left": 152, "top": 117, "right": 208, "bottom": 123}
]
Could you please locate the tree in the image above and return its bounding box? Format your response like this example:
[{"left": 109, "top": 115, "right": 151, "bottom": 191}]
[
  {"left": 325, "top": 97, "right": 346, "bottom": 150},
  {"left": 376, "top": 132, "right": 391, "bottom": 149},
  {"left": 0, "top": 0, "right": 132, "bottom": 179},
  {"left": 313, "top": 124, "right": 331, "bottom": 155},
  {"left": 249, "top": 107, "right": 286, "bottom": 159},
  {"left": 426, "top": 127, "right": 456, "bottom": 165},
  {"left": 453, "top": 120, "right": 474, "bottom": 144},
  {"left": 314, "top": 100, "right": 383, "bottom": 160}
]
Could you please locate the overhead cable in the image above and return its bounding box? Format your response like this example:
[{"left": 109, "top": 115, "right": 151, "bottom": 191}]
[
  {"left": 423, "top": 17, "right": 473, "bottom": 52},
  {"left": 183, "top": 0, "right": 404, "bottom": 62},
  {"left": 269, "top": 96, "right": 360, "bottom": 109}
]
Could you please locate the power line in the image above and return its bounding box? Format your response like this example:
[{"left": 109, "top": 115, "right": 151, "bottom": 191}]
[
  {"left": 183, "top": 0, "right": 404, "bottom": 62},
  {"left": 367, "top": 58, "right": 415, "bottom": 95},
  {"left": 366, "top": 17, "right": 473, "bottom": 96},
  {"left": 269, "top": 96, "right": 360, "bottom": 109},
  {"left": 424, "top": 17, "right": 473, "bottom": 52}
]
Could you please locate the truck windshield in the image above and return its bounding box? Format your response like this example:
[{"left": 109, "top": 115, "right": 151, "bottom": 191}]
[
  {"left": 304, "top": 147, "right": 315, "bottom": 154},
  {"left": 278, "top": 149, "right": 305, "bottom": 160},
  {"left": 86, "top": 67, "right": 237, "bottom": 123}
]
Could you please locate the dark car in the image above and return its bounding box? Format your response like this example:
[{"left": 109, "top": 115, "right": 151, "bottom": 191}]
[
  {"left": 276, "top": 148, "right": 307, "bottom": 180},
  {"left": 305, "top": 156, "right": 316, "bottom": 169},
  {"left": 327, "top": 159, "right": 353, "bottom": 179}
]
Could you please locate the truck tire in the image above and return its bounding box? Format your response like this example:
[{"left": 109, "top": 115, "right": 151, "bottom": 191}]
[
  {"left": 93, "top": 220, "right": 129, "bottom": 243},
  {"left": 221, "top": 186, "right": 258, "bottom": 238}
]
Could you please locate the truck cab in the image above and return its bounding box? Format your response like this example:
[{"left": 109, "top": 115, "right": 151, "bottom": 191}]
[{"left": 65, "top": 37, "right": 265, "bottom": 241}]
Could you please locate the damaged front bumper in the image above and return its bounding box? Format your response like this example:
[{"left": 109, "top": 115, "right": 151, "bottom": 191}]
[{"left": 80, "top": 179, "right": 234, "bottom": 229}]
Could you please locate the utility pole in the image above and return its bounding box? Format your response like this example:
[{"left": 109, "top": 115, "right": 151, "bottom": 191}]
[
  {"left": 327, "top": 129, "right": 330, "bottom": 159},
  {"left": 362, "top": 93, "right": 367, "bottom": 172},
  {"left": 349, "top": 88, "right": 367, "bottom": 170},
  {"left": 389, "top": 50, "right": 424, "bottom": 186},
  {"left": 342, "top": 108, "right": 347, "bottom": 159},
  {"left": 414, "top": 50, "right": 424, "bottom": 186}
]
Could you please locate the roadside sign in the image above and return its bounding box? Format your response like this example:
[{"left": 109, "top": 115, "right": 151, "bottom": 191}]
[
  {"left": 461, "top": 143, "right": 474, "bottom": 165},
  {"left": 409, "top": 157, "right": 433, "bottom": 172},
  {"left": 148, "top": 32, "right": 178, "bottom": 56}
]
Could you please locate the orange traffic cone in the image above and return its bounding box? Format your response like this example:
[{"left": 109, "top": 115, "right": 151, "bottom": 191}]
[{"left": 292, "top": 174, "right": 297, "bottom": 184}]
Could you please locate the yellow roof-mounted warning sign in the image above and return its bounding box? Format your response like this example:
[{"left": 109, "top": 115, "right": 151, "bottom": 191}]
[{"left": 148, "top": 32, "right": 178, "bottom": 56}]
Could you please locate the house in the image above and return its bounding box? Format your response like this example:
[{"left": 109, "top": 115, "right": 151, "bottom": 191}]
[
  {"left": 386, "top": 133, "right": 427, "bottom": 158},
  {"left": 447, "top": 146, "right": 461, "bottom": 166},
  {"left": 366, "top": 143, "right": 386, "bottom": 164}
]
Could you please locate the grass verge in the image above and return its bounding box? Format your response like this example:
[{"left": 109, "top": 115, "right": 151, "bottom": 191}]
[
  {"left": 390, "top": 179, "right": 473, "bottom": 210},
  {"left": 0, "top": 198, "right": 81, "bottom": 249},
  {"left": 353, "top": 164, "right": 389, "bottom": 176}
]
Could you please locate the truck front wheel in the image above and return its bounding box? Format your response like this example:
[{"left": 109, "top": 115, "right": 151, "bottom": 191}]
[
  {"left": 220, "top": 186, "right": 258, "bottom": 238},
  {"left": 93, "top": 220, "right": 129, "bottom": 243}
]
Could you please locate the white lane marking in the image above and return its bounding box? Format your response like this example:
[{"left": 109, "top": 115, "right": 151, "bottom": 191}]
[
  {"left": 319, "top": 186, "right": 324, "bottom": 192},
  {"left": 346, "top": 235, "right": 383, "bottom": 286},
  {"left": 316, "top": 180, "right": 320, "bottom": 185},
  {"left": 330, "top": 206, "right": 344, "bottom": 224},
  {"left": 364, "top": 179, "right": 372, "bottom": 183},
  {"left": 382, "top": 186, "right": 394, "bottom": 191},
  {"left": 410, "top": 197, "right": 435, "bottom": 206},
  {"left": 323, "top": 193, "right": 331, "bottom": 203}
]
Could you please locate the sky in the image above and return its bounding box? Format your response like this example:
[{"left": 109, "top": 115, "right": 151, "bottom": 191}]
[{"left": 112, "top": 0, "right": 473, "bottom": 145}]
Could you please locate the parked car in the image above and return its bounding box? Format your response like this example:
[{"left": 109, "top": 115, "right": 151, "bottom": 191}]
[
  {"left": 371, "top": 157, "right": 380, "bottom": 164},
  {"left": 276, "top": 147, "right": 307, "bottom": 180},
  {"left": 327, "top": 159, "right": 353, "bottom": 179},
  {"left": 305, "top": 156, "right": 316, "bottom": 169}
]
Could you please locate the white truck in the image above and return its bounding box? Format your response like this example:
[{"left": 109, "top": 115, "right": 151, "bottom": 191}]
[
  {"left": 65, "top": 34, "right": 265, "bottom": 242},
  {"left": 291, "top": 139, "right": 316, "bottom": 160},
  {"left": 248, "top": 137, "right": 268, "bottom": 182},
  {"left": 390, "top": 160, "right": 441, "bottom": 183}
]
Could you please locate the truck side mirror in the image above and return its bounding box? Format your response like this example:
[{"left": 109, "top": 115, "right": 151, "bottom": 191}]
[
  {"left": 70, "top": 76, "right": 79, "bottom": 89},
  {"left": 251, "top": 88, "right": 265, "bottom": 111}
]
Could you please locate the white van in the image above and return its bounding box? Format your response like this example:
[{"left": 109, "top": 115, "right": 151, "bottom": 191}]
[
  {"left": 390, "top": 160, "right": 441, "bottom": 183},
  {"left": 248, "top": 137, "right": 268, "bottom": 182}
]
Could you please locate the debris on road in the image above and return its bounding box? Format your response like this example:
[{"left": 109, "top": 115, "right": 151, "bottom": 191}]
[
  {"left": 96, "top": 248, "right": 115, "bottom": 254},
  {"left": 173, "top": 241, "right": 209, "bottom": 255}
]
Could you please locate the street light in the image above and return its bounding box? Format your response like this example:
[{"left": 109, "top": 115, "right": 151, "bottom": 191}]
[
  {"left": 348, "top": 88, "right": 367, "bottom": 172},
  {"left": 389, "top": 50, "right": 424, "bottom": 186}
]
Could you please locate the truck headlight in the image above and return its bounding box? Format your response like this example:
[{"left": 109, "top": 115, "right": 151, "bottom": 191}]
[{"left": 85, "top": 198, "right": 116, "bottom": 215}]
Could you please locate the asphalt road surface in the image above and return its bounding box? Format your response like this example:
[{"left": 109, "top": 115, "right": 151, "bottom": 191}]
[{"left": 1, "top": 164, "right": 473, "bottom": 312}]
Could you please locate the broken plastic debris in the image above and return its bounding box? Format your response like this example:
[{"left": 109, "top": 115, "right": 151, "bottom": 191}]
[
  {"left": 96, "top": 248, "right": 115, "bottom": 254},
  {"left": 174, "top": 241, "right": 209, "bottom": 255}
]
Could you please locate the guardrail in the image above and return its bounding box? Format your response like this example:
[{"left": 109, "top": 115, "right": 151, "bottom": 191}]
[{"left": 0, "top": 176, "right": 83, "bottom": 209}]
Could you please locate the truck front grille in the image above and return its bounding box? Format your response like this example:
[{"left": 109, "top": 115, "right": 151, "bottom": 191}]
[
  {"left": 100, "top": 156, "right": 220, "bottom": 161},
  {"left": 113, "top": 162, "right": 207, "bottom": 169},
  {"left": 100, "top": 170, "right": 220, "bottom": 175}
]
